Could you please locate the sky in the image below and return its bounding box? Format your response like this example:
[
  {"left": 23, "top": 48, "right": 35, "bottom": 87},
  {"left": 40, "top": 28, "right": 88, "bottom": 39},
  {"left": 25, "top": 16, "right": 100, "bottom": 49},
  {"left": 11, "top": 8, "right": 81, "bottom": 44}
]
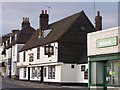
[{"left": 1, "top": 1, "right": 119, "bottom": 36}]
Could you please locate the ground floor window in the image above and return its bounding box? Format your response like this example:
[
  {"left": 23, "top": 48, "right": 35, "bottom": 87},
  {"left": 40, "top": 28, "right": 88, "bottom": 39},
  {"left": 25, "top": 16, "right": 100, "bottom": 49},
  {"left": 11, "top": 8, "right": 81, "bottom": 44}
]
[
  {"left": 31, "top": 67, "right": 35, "bottom": 79},
  {"left": 37, "top": 67, "right": 41, "bottom": 79},
  {"left": 44, "top": 67, "right": 46, "bottom": 77},
  {"left": 23, "top": 67, "right": 26, "bottom": 78},
  {"left": 31, "top": 67, "right": 41, "bottom": 79},
  {"left": 48, "top": 65, "right": 55, "bottom": 79},
  {"left": 106, "top": 60, "right": 119, "bottom": 85}
]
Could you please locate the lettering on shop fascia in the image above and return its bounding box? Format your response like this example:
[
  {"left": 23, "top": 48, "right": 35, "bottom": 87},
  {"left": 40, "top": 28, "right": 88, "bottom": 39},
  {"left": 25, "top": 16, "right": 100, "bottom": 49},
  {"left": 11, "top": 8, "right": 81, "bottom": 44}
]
[{"left": 96, "top": 36, "right": 118, "bottom": 48}]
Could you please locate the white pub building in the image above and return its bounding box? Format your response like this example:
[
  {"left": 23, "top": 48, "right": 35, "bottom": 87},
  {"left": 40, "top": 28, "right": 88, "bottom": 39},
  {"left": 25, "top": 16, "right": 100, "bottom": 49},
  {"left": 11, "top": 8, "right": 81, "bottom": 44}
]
[{"left": 18, "top": 10, "right": 97, "bottom": 85}]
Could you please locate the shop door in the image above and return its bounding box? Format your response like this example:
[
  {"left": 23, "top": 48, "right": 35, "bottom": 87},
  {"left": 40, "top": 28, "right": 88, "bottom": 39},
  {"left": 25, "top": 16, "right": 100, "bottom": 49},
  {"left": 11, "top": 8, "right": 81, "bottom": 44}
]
[{"left": 103, "top": 61, "right": 108, "bottom": 90}]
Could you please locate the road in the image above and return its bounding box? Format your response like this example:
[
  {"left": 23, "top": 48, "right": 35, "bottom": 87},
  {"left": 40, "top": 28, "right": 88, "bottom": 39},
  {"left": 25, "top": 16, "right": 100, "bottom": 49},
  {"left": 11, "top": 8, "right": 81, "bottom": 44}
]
[{"left": 1, "top": 77, "right": 88, "bottom": 90}]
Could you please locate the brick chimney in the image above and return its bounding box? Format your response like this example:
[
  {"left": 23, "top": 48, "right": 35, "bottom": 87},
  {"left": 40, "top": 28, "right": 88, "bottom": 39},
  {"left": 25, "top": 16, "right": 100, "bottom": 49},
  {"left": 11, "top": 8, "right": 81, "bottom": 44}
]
[
  {"left": 21, "top": 17, "right": 30, "bottom": 29},
  {"left": 39, "top": 10, "right": 49, "bottom": 36},
  {"left": 95, "top": 11, "right": 102, "bottom": 31}
]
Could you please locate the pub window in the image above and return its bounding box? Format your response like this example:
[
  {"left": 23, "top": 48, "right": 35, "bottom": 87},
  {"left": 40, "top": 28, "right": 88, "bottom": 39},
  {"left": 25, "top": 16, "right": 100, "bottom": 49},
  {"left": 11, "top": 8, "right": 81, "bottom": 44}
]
[
  {"left": 35, "top": 68, "right": 37, "bottom": 77},
  {"left": 81, "top": 65, "right": 86, "bottom": 71},
  {"left": 37, "top": 67, "right": 41, "bottom": 79},
  {"left": 31, "top": 67, "right": 35, "bottom": 79},
  {"left": 44, "top": 67, "right": 47, "bottom": 77},
  {"left": 48, "top": 65, "right": 55, "bottom": 79},
  {"left": 23, "top": 52, "right": 26, "bottom": 62},
  {"left": 37, "top": 47, "right": 40, "bottom": 59},
  {"left": 23, "top": 67, "right": 26, "bottom": 78}
]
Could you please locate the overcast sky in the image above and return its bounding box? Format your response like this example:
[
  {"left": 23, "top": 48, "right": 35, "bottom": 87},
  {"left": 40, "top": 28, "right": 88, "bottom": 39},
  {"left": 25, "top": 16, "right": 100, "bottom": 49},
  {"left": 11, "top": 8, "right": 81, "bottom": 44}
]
[{"left": 1, "top": 2, "right": 119, "bottom": 36}]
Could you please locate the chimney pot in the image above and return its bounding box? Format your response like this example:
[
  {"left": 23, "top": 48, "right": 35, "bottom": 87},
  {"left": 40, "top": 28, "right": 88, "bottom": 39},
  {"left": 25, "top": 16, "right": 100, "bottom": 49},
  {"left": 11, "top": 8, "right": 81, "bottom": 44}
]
[
  {"left": 45, "top": 10, "right": 47, "bottom": 14},
  {"left": 22, "top": 17, "right": 30, "bottom": 29},
  {"left": 97, "top": 11, "right": 100, "bottom": 16},
  {"left": 42, "top": 10, "right": 44, "bottom": 14}
]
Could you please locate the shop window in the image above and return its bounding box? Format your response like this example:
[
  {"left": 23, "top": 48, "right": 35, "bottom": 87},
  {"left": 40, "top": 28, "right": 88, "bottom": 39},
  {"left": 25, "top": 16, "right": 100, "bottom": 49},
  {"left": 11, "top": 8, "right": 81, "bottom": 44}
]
[
  {"left": 48, "top": 65, "right": 55, "bottom": 79},
  {"left": 71, "top": 65, "right": 74, "bottom": 69},
  {"left": 37, "top": 47, "right": 40, "bottom": 59},
  {"left": 23, "top": 67, "right": 26, "bottom": 78},
  {"left": 106, "top": 61, "right": 119, "bottom": 85},
  {"left": 81, "top": 65, "right": 86, "bottom": 71}
]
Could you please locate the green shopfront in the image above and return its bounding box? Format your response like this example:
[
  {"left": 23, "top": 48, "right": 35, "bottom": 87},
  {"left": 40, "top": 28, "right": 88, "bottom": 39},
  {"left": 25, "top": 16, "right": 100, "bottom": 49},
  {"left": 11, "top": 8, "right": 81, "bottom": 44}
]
[{"left": 87, "top": 27, "right": 120, "bottom": 90}]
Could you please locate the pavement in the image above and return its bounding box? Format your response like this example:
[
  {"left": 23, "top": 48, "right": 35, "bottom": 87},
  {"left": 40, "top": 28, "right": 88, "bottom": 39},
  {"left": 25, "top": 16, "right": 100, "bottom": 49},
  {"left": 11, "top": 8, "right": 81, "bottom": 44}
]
[{"left": 1, "top": 77, "right": 88, "bottom": 90}]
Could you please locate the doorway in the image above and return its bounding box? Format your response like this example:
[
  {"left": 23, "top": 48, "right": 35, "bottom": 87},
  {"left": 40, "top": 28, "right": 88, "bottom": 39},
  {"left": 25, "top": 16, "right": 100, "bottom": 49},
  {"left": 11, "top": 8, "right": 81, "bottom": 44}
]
[
  {"left": 40, "top": 66, "right": 44, "bottom": 83},
  {"left": 28, "top": 67, "right": 30, "bottom": 81}
]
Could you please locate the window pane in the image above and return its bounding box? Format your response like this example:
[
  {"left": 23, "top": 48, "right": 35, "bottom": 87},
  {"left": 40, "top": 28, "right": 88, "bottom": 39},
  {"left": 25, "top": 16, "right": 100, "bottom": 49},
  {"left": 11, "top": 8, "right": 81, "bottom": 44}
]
[
  {"left": 52, "top": 66, "right": 55, "bottom": 79},
  {"left": 23, "top": 67, "right": 26, "bottom": 78},
  {"left": 81, "top": 65, "right": 85, "bottom": 71},
  {"left": 106, "top": 61, "right": 118, "bottom": 85}
]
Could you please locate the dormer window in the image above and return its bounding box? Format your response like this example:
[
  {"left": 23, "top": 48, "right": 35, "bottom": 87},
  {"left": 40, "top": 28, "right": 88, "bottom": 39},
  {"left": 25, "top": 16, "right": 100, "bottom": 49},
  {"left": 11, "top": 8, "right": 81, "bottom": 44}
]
[{"left": 44, "top": 29, "right": 52, "bottom": 37}]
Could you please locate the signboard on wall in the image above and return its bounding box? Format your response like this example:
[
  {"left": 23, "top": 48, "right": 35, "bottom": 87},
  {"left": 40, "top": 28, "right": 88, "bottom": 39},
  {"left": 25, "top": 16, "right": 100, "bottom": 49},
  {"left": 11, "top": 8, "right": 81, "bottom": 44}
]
[{"left": 96, "top": 36, "right": 118, "bottom": 48}]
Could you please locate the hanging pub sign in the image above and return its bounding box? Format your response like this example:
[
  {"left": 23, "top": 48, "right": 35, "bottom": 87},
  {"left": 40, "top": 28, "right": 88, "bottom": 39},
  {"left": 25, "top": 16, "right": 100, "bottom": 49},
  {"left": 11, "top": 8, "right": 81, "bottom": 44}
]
[
  {"left": 29, "top": 53, "right": 34, "bottom": 62},
  {"left": 44, "top": 46, "right": 54, "bottom": 56},
  {"left": 96, "top": 36, "right": 118, "bottom": 48}
]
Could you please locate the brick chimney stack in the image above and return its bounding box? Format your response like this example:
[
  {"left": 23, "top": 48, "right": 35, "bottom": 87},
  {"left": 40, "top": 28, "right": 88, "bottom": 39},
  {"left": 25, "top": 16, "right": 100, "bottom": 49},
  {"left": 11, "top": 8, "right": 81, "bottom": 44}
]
[
  {"left": 95, "top": 11, "right": 102, "bottom": 31},
  {"left": 39, "top": 10, "right": 49, "bottom": 36},
  {"left": 21, "top": 17, "right": 30, "bottom": 29}
]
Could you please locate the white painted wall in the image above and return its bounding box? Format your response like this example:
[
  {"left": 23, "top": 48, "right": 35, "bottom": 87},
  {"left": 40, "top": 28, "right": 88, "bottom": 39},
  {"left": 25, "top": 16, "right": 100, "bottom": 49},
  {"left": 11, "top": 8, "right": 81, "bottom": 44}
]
[
  {"left": 87, "top": 27, "right": 119, "bottom": 56},
  {"left": 44, "top": 64, "right": 88, "bottom": 83},
  {"left": 61, "top": 64, "right": 88, "bottom": 83},
  {"left": 61, "top": 64, "right": 77, "bottom": 83},
  {"left": 76, "top": 64, "right": 88, "bottom": 83},
  {"left": 44, "top": 64, "right": 61, "bottom": 82},
  {"left": 18, "top": 42, "right": 58, "bottom": 67},
  {"left": 31, "top": 42, "right": 58, "bottom": 65}
]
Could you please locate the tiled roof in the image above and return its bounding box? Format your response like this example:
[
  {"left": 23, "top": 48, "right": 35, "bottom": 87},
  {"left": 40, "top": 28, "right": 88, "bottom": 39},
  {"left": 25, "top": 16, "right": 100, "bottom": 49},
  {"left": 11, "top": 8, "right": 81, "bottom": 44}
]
[
  {"left": 20, "top": 10, "right": 95, "bottom": 52},
  {"left": 5, "top": 26, "right": 35, "bottom": 49}
]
